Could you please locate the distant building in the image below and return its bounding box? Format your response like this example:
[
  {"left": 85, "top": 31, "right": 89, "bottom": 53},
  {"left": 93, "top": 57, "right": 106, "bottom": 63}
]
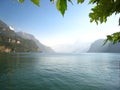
[{"left": 17, "top": 40, "right": 21, "bottom": 44}]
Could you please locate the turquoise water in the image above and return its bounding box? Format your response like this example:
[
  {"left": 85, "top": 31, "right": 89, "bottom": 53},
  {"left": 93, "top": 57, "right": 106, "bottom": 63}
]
[{"left": 0, "top": 53, "right": 120, "bottom": 90}]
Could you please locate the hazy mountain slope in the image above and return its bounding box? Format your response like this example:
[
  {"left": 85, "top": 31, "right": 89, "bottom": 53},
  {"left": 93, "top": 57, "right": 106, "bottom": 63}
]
[
  {"left": 0, "top": 20, "right": 8, "bottom": 27},
  {"left": 88, "top": 39, "right": 120, "bottom": 53},
  {"left": 17, "top": 32, "right": 55, "bottom": 53}
]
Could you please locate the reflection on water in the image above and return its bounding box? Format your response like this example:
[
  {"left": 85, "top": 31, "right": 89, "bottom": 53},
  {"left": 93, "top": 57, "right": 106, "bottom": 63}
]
[{"left": 0, "top": 53, "right": 120, "bottom": 90}]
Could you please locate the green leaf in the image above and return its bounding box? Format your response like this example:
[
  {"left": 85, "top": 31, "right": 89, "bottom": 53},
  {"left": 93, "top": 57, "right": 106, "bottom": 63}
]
[
  {"left": 103, "top": 39, "right": 108, "bottom": 46},
  {"left": 31, "top": 0, "right": 40, "bottom": 6},
  {"left": 68, "top": 0, "right": 73, "bottom": 5},
  {"left": 50, "top": 0, "right": 54, "bottom": 3},
  {"left": 56, "top": 0, "right": 67, "bottom": 16},
  {"left": 50, "top": 0, "right": 54, "bottom": 2},
  {"left": 56, "top": 0, "right": 60, "bottom": 10},
  {"left": 89, "top": 0, "right": 98, "bottom": 4},
  {"left": 104, "top": 32, "right": 120, "bottom": 45},
  {"left": 77, "top": 0, "right": 84, "bottom": 4},
  {"left": 18, "top": 0, "right": 24, "bottom": 3},
  {"left": 107, "top": 35, "right": 113, "bottom": 42}
]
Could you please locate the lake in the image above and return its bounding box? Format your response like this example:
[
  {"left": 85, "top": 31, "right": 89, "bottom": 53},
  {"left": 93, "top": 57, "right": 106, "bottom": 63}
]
[{"left": 0, "top": 53, "right": 120, "bottom": 90}]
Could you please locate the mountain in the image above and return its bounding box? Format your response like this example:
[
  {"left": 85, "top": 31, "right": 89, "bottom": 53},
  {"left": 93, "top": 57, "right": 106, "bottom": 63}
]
[
  {"left": 17, "top": 32, "right": 54, "bottom": 53},
  {"left": 0, "top": 19, "right": 54, "bottom": 53},
  {"left": 88, "top": 39, "right": 120, "bottom": 53},
  {"left": 0, "top": 20, "right": 39, "bottom": 52},
  {"left": 0, "top": 20, "right": 8, "bottom": 27}
]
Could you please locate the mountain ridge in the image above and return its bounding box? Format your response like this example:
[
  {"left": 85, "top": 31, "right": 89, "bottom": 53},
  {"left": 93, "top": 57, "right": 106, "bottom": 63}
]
[
  {"left": 17, "top": 32, "right": 55, "bottom": 53},
  {"left": 0, "top": 19, "right": 54, "bottom": 53},
  {"left": 88, "top": 39, "right": 120, "bottom": 53}
]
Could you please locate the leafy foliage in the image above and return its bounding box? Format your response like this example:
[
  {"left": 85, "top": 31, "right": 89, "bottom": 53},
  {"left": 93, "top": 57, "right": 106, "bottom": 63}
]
[
  {"left": 18, "top": 0, "right": 40, "bottom": 6},
  {"left": 17, "top": 0, "right": 120, "bottom": 44},
  {"left": 56, "top": 0, "right": 84, "bottom": 15},
  {"left": 103, "top": 32, "right": 120, "bottom": 45},
  {"left": 56, "top": 0, "right": 67, "bottom": 16},
  {"left": 77, "top": 0, "right": 84, "bottom": 4},
  {"left": 89, "top": 0, "right": 120, "bottom": 24},
  {"left": 31, "top": 0, "right": 40, "bottom": 6},
  {"left": 17, "top": 0, "right": 120, "bottom": 24},
  {"left": 18, "top": 0, "right": 24, "bottom": 3}
]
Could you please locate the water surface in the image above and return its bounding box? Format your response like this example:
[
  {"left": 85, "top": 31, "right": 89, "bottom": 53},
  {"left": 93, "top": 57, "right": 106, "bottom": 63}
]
[{"left": 0, "top": 53, "right": 120, "bottom": 90}]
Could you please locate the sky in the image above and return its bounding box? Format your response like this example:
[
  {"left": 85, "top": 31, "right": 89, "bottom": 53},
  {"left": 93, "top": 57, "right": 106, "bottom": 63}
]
[{"left": 0, "top": 0, "right": 119, "bottom": 48}]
